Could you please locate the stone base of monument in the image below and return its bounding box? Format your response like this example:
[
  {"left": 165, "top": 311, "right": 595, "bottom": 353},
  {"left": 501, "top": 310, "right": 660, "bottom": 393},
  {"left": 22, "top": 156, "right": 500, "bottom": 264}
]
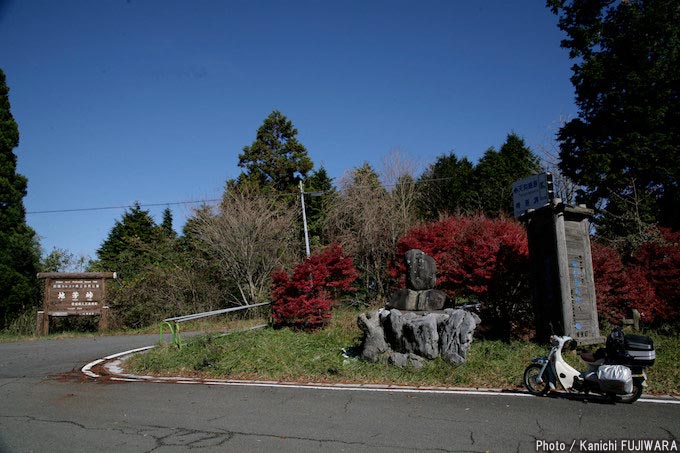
[
  {"left": 387, "top": 288, "right": 450, "bottom": 311},
  {"left": 357, "top": 308, "right": 480, "bottom": 368}
]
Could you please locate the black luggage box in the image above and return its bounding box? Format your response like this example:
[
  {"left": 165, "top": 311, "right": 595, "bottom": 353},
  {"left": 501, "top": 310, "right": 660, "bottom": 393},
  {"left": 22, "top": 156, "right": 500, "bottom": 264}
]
[{"left": 623, "top": 334, "right": 655, "bottom": 366}]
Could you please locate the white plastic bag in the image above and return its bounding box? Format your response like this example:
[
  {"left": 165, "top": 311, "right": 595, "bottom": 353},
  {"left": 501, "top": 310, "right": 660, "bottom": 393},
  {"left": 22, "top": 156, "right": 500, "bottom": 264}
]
[{"left": 597, "top": 365, "right": 633, "bottom": 394}]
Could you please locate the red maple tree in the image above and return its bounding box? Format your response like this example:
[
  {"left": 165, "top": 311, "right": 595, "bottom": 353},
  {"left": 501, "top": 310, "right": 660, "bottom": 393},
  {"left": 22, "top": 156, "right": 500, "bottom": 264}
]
[
  {"left": 592, "top": 228, "right": 680, "bottom": 326},
  {"left": 271, "top": 243, "right": 358, "bottom": 330},
  {"left": 392, "top": 214, "right": 531, "bottom": 339},
  {"left": 591, "top": 241, "right": 634, "bottom": 324}
]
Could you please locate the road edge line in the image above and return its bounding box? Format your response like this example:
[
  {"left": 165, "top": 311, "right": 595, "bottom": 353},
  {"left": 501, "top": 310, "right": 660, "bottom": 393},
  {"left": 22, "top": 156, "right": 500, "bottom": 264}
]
[{"left": 81, "top": 345, "right": 680, "bottom": 405}]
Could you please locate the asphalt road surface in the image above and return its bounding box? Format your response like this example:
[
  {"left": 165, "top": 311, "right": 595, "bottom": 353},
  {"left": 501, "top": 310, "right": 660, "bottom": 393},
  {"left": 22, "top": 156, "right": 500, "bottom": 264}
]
[{"left": 1, "top": 334, "right": 678, "bottom": 452}]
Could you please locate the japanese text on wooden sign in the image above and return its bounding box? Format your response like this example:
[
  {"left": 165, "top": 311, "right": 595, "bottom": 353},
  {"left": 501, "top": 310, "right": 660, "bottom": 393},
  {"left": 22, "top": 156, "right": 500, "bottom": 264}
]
[
  {"left": 512, "top": 173, "right": 554, "bottom": 218},
  {"left": 37, "top": 272, "right": 116, "bottom": 317},
  {"left": 47, "top": 279, "right": 104, "bottom": 315}
]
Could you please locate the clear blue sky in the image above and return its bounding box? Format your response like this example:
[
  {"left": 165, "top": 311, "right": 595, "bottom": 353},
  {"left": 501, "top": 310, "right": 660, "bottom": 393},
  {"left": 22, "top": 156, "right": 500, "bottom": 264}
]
[{"left": 1, "top": 0, "right": 576, "bottom": 261}]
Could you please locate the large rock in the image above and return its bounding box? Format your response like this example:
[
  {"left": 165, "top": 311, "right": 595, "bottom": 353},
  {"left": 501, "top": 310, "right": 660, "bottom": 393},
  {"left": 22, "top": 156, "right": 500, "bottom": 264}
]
[
  {"left": 388, "top": 352, "right": 425, "bottom": 369},
  {"left": 405, "top": 249, "right": 437, "bottom": 291},
  {"left": 402, "top": 313, "right": 441, "bottom": 359},
  {"left": 358, "top": 308, "right": 480, "bottom": 366},
  {"left": 357, "top": 310, "right": 390, "bottom": 362},
  {"left": 438, "top": 308, "right": 481, "bottom": 365},
  {"left": 382, "top": 309, "right": 415, "bottom": 351}
]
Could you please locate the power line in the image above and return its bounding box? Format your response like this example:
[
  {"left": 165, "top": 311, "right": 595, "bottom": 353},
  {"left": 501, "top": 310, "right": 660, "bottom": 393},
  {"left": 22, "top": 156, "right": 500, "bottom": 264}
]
[
  {"left": 26, "top": 175, "right": 464, "bottom": 215},
  {"left": 26, "top": 199, "right": 221, "bottom": 215}
]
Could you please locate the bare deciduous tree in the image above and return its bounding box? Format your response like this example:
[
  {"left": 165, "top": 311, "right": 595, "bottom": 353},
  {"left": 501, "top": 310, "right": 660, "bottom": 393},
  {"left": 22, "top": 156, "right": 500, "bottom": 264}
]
[
  {"left": 537, "top": 116, "right": 581, "bottom": 205},
  {"left": 324, "top": 155, "right": 420, "bottom": 301},
  {"left": 188, "top": 188, "right": 298, "bottom": 305},
  {"left": 381, "top": 150, "right": 420, "bottom": 240}
]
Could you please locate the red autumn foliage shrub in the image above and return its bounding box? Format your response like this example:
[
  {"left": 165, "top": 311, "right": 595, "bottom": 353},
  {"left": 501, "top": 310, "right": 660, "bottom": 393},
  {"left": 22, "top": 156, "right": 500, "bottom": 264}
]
[
  {"left": 392, "top": 215, "right": 531, "bottom": 339},
  {"left": 271, "top": 243, "right": 359, "bottom": 330},
  {"left": 628, "top": 228, "right": 680, "bottom": 324},
  {"left": 592, "top": 228, "right": 680, "bottom": 326},
  {"left": 591, "top": 242, "right": 634, "bottom": 324}
]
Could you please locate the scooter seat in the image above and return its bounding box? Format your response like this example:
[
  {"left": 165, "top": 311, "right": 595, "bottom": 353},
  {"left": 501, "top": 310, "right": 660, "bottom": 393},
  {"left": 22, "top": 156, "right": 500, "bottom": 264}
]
[
  {"left": 581, "top": 353, "right": 606, "bottom": 366},
  {"left": 581, "top": 352, "right": 596, "bottom": 362},
  {"left": 581, "top": 348, "right": 607, "bottom": 364}
]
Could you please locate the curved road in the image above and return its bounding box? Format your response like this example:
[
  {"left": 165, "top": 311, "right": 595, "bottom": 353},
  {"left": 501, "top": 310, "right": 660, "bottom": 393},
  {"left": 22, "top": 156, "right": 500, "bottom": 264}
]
[{"left": 1, "top": 334, "right": 679, "bottom": 452}]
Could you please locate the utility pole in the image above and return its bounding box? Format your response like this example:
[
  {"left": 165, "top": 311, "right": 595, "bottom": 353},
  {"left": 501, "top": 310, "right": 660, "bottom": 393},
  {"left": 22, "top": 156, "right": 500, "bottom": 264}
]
[{"left": 300, "top": 180, "right": 311, "bottom": 258}]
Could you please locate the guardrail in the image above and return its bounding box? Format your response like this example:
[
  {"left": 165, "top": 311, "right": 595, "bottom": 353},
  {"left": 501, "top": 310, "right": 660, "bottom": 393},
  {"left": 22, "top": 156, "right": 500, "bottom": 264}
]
[{"left": 160, "top": 302, "right": 270, "bottom": 349}]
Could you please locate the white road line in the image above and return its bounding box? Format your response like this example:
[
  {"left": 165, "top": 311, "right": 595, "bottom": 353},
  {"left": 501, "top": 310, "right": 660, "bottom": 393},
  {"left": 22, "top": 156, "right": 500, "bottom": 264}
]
[
  {"left": 81, "top": 359, "right": 105, "bottom": 378},
  {"left": 104, "top": 345, "right": 155, "bottom": 360},
  {"left": 81, "top": 346, "right": 680, "bottom": 405},
  {"left": 81, "top": 345, "right": 156, "bottom": 378}
]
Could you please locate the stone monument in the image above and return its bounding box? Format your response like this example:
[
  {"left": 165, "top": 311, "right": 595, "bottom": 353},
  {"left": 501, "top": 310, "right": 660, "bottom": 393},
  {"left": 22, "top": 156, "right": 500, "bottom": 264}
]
[{"left": 357, "top": 249, "right": 480, "bottom": 367}]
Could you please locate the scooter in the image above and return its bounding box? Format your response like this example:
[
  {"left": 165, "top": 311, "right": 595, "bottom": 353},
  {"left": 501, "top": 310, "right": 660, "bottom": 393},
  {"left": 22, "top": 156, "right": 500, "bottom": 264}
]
[{"left": 523, "top": 335, "right": 650, "bottom": 403}]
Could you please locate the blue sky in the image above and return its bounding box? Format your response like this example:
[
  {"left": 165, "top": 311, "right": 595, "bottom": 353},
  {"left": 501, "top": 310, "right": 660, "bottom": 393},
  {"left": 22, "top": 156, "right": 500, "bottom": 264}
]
[{"left": 1, "top": 0, "right": 576, "bottom": 261}]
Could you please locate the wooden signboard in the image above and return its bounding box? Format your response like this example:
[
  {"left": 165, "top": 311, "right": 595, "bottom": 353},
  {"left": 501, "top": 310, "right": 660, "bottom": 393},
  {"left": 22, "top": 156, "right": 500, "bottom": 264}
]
[{"left": 36, "top": 272, "right": 116, "bottom": 335}]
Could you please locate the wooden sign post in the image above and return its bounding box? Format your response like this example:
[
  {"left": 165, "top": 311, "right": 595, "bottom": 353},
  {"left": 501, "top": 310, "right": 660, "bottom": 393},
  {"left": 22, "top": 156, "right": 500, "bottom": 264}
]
[
  {"left": 513, "top": 174, "right": 603, "bottom": 345},
  {"left": 522, "top": 202, "right": 603, "bottom": 345},
  {"left": 36, "top": 272, "right": 116, "bottom": 335}
]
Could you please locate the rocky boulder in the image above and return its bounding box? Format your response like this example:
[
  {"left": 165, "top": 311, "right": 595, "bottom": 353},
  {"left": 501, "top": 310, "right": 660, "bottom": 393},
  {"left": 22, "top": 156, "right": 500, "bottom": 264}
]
[
  {"left": 357, "top": 308, "right": 480, "bottom": 367},
  {"left": 405, "top": 249, "right": 437, "bottom": 291}
]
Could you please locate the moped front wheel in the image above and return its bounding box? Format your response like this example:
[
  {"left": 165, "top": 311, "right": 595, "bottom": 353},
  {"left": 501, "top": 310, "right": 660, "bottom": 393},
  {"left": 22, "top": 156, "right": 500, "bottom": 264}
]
[{"left": 524, "top": 364, "right": 549, "bottom": 396}]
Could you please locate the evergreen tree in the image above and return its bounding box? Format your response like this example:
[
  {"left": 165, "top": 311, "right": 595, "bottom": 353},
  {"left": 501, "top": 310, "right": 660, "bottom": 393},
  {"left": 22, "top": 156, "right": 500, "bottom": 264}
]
[
  {"left": 473, "top": 133, "right": 540, "bottom": 216},
  {"left": 549, "top": 0, "right": 680, "bottom": 231},
  {"left": 304, "top": 166, "right": 336, "bottom": 246},
  {"left": 94, "top": 203, "right": 162, "bottom": 278},
  {"left": 235, "top": 110, "right": 314, "bottom": 193},
  {"left": 352, "top": 162, "right": 384, "bottom": 192},
  {"left": 0, "top": 69, "right": 39, "bottom": 328},
  {"left": 161, "top": 207, "right": 175, "bottom": 238},
  {"left": 417, "top": 152, "right": 475, "bottom": 220}
]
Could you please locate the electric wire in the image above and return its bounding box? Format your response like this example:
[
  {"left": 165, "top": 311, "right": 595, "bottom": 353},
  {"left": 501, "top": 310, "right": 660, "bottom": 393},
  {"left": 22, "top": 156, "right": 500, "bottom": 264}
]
[{"left": 26, "top": 175, "right": 463, "bottom": 215}]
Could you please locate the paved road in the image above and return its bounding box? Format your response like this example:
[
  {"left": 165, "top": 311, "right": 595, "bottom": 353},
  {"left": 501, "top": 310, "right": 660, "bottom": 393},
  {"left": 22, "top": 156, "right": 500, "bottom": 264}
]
[{"left": 1, "top": 335, "right": 679, "bottom": 452}]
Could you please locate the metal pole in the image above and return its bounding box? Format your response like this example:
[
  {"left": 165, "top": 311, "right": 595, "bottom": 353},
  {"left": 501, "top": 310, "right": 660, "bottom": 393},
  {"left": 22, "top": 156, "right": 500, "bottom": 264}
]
[{"left": 300, "top": 180, "right": 311, "bottom": 258}]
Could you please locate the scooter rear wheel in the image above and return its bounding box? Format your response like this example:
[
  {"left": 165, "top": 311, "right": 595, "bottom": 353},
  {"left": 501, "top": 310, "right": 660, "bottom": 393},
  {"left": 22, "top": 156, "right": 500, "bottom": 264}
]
[
  {"left": 524, "top": 364, "right": 550, "bottom": 396},
  {"left": 611, "top": 380, "right": 643, "bottom": 404}
]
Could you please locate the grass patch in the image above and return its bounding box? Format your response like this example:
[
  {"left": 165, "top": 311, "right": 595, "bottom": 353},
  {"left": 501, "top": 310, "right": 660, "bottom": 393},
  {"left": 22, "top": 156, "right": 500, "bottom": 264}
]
[
  {"left": 645, "top": 332, "right": 680, "bottom": 394},
  {"left": 126, "top": 306, "right": 680, "bottom": 394}
]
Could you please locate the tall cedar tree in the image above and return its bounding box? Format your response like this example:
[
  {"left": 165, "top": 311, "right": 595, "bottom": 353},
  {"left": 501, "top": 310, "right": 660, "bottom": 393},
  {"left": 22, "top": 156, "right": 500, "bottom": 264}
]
[
  {"left": 0, "top": 69, "right": 40, "bottom": 328},
  {"left": 235, "top": 110, "right": 313, "bottom": 192},
  {"left": 304, "top": 166, "right": 336, "bottom": 245},
  {"left": 473, "top": 133, "right": 541, "bottom": 216},
  {"left": 417, "top": 152, "right": 475, "bottom": 219},
  {"left": 94, "top": 203, "right": 162, "bottom": 278},
  {"left": 549, "top": 0, "right": 680, "bottom": 232},
  {"left": 161, "top": 207, "right": 175, "bottom": 238},
  {"left": 354, "top": 162, "right": 384, "bottom": 192}
]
